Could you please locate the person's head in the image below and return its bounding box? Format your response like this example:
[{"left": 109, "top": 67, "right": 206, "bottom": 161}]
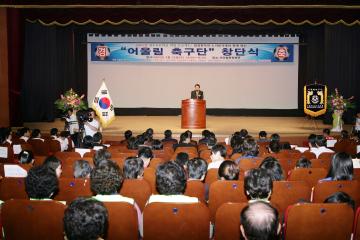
[
  {"left": 186, "top": 158, "right": 207, "bottom": 181},
  {"left": 194, "top": 83, "right": 200, "bottom": 90},
  {"left": 138, "top": 146, "right": 153, "bottom": 167},
  {"left": 179, "top": 132, "right": 190, "bottom": 144},
  {"left": 211, "top": 144, "right": 227, "bottom": 161},
  {"left": 296, "top": 157, "right": 312, "bottom": 168},
  {"left": 324, "top": 191, "right": 355, "bottom": 210},
  {"left": 175, "top": 152, "right": 189, "bottom": 169},
  {"left": 31, "top": 129, "right": 41, "bottom": 138},
  {"left": 19, "top": 150, "right": 34, "bottom": 164},
  {"left": 207, "top": 134, "right": 217, "bottom": 147},
  {"left": 268, "top": 141, "right": 281, "bottom": 154},
  {"left": 83, "top": 135, "right": 94, "bottom": 149},
  {"left": 90, "top": 160, "right": 123, "bottom": 195},
  {"left": 201, "top": 129, "right": 211, "bottom": 138},
  {"left": 123, "top": 157, "right": 144, "bottom": 179},
  {"left": 20, "top": 127, "right": 31, "bottom": 137},
  {"left": 242, "top": 138, "right": 259, "bottom": 157},
  {"left": 124, "top": 130, "right": 132, "bottom": 140},
  {"left": 73, "top": 160, "right": 92, "bottom": 178},
  {"left": 64, "top": 198, "right": 108, "bottom": 240},
  {"left": 260, "top": 157, "right": 284, "bottom": 181},
  {"left": 93, "top": 149, "right": 111, "bottom": 166},
  {"left": 315, "top": 135, "right": 327, "bottom": 147},
  {"left": 244, "top": 168, "right": 273, "bottom": 201},
  {"left": 164, "top": 129, "right": 172, "bottom": 139},
  {"left": 67, "top": 108, "right": 74, "bottom": 116},
  {"left": 25, "top": 165, "right": 59, "bottom": 199},
  {"left": 145, "top": 128, "right": 154, "bottom": 137},
  {"left": 1, "top": 127, "right": 12, "bottom": 143},
  {"left": 239, "top": 129, "right": 248, "bottom": 139},
  {"left": 43, "top": 155, "right": 62, "bottom": 178},
  {"left": 93, "top": 132, "right": 103, "bottom": 144},
  {"left": 323, "top": 128, "right": 331, "bottom": 137},
  {"left": 259, "top": 131, "right": 267, "bottom": 139},
  {"left": 308, "top": 134, "right": 317, "bottom": 148},
  {"left": 156, "top": 161, "right": 187, "bottom": 195},
  {"left": 88, "top": 108, "right": 96, "bottom": 119},
  {"left": 185, "top": 130, "right": 193, "bottom": 139},
  {"left": 326, "top": 152, "right": 353, "bottom": 180},
  {"left": 218, "top": 160, "right": 240, "bottom": 180},
  {"left": 270, "top": 133, "right": 280, "bottom": 142},
  {"left": 240, "top": 202, "right": 281, "bottom": 240},
  {"left": 127, "top": 137, "right": 137, "bottom": 149},
  {"left": 281, "top": 142, "right": 291, "bottom": 150},
  {"left": 341, "top": 130, "right": 349, "bottom": 139},
  {"left": 50, "top": 128, "right": 58, "bottom": 136}
]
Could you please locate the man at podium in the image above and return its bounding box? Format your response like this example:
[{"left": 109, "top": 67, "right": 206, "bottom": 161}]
[{"left": 191, "top": 83, "right": 204, "bottom": 100}]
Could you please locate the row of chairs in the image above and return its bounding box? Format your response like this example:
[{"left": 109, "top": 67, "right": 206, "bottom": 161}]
[{"left": 2, "top": 199, "right": 360, "bottom": 240}]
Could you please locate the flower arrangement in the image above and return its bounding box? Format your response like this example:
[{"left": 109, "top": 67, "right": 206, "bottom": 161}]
[
  {"left": 327, "top": 88, "right": 355, "bottom": 112},
  {"left": 54, "top": 89, "right": 87, "bottom": 112}
]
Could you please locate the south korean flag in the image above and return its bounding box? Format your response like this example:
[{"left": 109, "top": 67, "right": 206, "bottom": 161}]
[{"left": 92, "top": 80, "right": 115, "bottom": 128}]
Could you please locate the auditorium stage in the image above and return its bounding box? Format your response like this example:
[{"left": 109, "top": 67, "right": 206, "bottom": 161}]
[{"left": 24, "top": 116, "right": 351, "bottom": 140}]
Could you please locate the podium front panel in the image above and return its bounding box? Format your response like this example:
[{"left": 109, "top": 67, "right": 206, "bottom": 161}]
[{"left": 181, "top": 99, "right": 206, "bottom": 129}]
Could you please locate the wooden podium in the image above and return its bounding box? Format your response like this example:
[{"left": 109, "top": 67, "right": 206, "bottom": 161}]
[{"left": 181, "top": 99, "right": 206, "bottom": 129}]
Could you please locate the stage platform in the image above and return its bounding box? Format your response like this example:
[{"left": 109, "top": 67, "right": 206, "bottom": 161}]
[{"left": 24, "top": 116, "right": 351, "bottom": 141}]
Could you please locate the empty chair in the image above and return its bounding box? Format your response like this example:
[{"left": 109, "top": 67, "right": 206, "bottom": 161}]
[
  {"left": 311, "top": 158, "right": 331, "bottom": 170},
  {"left": 270, "top": 181, "right": 311, "bottom": 216},
  {"left": 143, "top": 202, "right": 210, "bottom": 240},
  {"left": 102, "top": 202, "right": 139, "bottom": 240},
  {"left": 318, "top": 152, "right": 335, "bottom": 161},
  {"left": 120, "top": 179, "right": 152, "bottom": 211},
  {"left": 284, "top": 203, "right": 354, "bottom": 240},
  {"left": 184, "top": 180, "right": 206, "bottom": 203},
  {"left": 302, "top": 151, "right": 316, "bottom": 160},
  {"left": 48, "top": 139, "right": 61, "bottom": 153},
  {"left": 214, "top": 202, "right": 248, "bottom": 240},
  {"left": 28, "top": 139, "right": 50, "bottom": 156},
  {"left": 1, "top": 199, "right": 66, "bottom": 240},
  {"left": 208, "top": 180, "right": 247, "bottom": 223},
  {"left": 0, "top": 177, "right": 27, "bottom": 201},
  {"left": 54, "top": 178, "right": 92, "bottom": 204},
  {"left": 287, "top": 168, "right": 327, "bottom": 187}
]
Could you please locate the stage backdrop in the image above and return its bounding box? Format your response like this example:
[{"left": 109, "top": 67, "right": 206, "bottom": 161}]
[{"left": 87, "top": 34, "right": 299, "bottom": 109}]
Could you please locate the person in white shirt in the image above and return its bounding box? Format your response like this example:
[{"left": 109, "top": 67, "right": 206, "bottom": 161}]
[
  {"left": 207, "top": 144, "right": 227, "bottom": 170},
  {"left": 19, "top": 127, "right": 31, "bottom": 142},
  {"left": 310, "top": 135, "right": 334, "bottom": 158},
  {"left": 30, "top": 129, "right": 44, "bottom": 142},
  {"left": 355, "top": 113, "right": 360, "bottom": 132},
  {"left": 84, "top": 109, "right": 100, "bottom": 137},
  {"left": 65, "top": 108, "right": 79, "bottom": 135}
]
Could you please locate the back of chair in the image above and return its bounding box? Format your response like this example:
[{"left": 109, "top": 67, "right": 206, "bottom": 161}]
[
  {"left": 208, "top": 180, "right": 247, "bottom": 223},
  {"left": 144, "top": 167, "right": 157, "bottom": 194},
  {"left": 102, "top": 202, "right": 139, "bottom": 240},
  {"left": 353, "top": 207, "right": 360, "bottom": 240},
  {"left": 284, "top": 203, "right": 354, "bottom": 240},
  {"left": 277, "top": 157, "right": 297, "bottom": 176},
  {"left": 54, "top": 151, "right": 81, "bottom": 161},
  {"left": 302, "top": 150, "right": 316, "bottom": 159},
  {"left": 0, "top": 177, "right": 27, "bottom": 201},
  {"left": 184, "top": 180, "right": 206, "bottom": 203},
  {"left": 310, "top": 158, "right": 330, "bottom": 170},
  {"left": 204, "top": 168, "right": 219, "bottom": 186},
  {"left": 48, "top": 140, "right": 61, "bottom": 153},
  {"left": 312, "top": 180, "right": 360, "bottom": 206},
  {"left": 1, "top": 199, "right": 66, "bottom": 240},
  {"left": 28, "top": 139, "right": 50, "bottom": 156},
  {"left": 287, "top": 168, "right": 327, "bottom": 187},
  {"left": 143, "top": 202, "right": 210, "bottom": 240},
  {"left": 318, "top": 152, "right": 335, "bottom": 161},
  {"left": 271, "top": 181, "right": 311, "bottom": 216},
  {"left": 148, "top": 158, "right": 166, "bottom": 170},
  {"left": 214, "top": 202, "right": 248, "bottom": 240},
  {"left": 237, "top": 157, "right": 262, "bottom": 173},
  {"left": 54, "top": 178, "right": 92, "bottom": 204},
  {"left": 120, "top": 179, "right": 152, "bottom": 211}
]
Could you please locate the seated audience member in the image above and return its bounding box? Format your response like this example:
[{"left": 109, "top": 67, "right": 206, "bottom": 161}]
[
  {"left": 50, "top": 128, "right": 68, "bottom": 152},
  {"left": 18, "top": 150, "right": 34, "bottom": 165},
  {"left": 310, "top": 135, "right": 334, "bottom": 158},
  {"left": 295, "top": 157, "right": 312, "bottom": 168},
  {"left": 334, "top": 130, "right": 352, "bottom": 152},
  {"left": 151, "top": 139, "right": 163, "bottom": 150},
  {"left": 19, "top": 127, "right": 31, "bottom": 142},
  {"left": 323, "top": 128, "right": 334, "bottom": 140},
  {"left": 138, "top": 146, "right": 153, "bottom": 168},
  {"left": 73, "top": 160, "right": 92, "bottom": 178},
  {"left": 93, "top": 149, "right": 111, "bottom": 166},
  {"left": 244, "top": 168, "right": 273, "bottom": 202},
  {"left": 324, "top": 191, "right": 355, "bottom": 210},
  {"left": 239, "top": 129, "right": 249, "bottom": 140},
  {"left": 50, "top": 128, "right": 59, "bottom": 140},
  {"left": 173, "top": 132, "right": 195, "bottom": 150},
  {"left": 270, "top": 133, "right": 280, "bottom": 142},
  {"left": 267, "top": 140, "right": 281, "bottom": 154},
  {"left": 199, "top": 130, "right": 212, "bottom": 144},
  {"left": 25, "top": 165, "right": 59, "bottom": 199},
  {"left": 281, "top": 142, "right": 292, "bottom": 150},
  {"left": 0, "top": 127, "right": 12, "bottom": 145},
  {"left": 218, "top": 160, "right": 240, "bottom": 180},
  {"left": 59, "top": 131, "right": 71, "bottom": 151},
  {"left": 175, "top": 152, "right": 189, "bottom": 170},
  {"left": 127, "top": 137, "right": 138, "bottom": 150},
  {"left": 230, "top": 134, "right": 244, "bottom": 156},
  {"left": 259, "top": 157, "right": 284, "bottom": 181},
  {"left": 185, "top": 130, "right": 197, "bottom": 145},
  {"left": 207, "top": 144, "right": 227, "bottom": 170},
  {"left": 206, "top": 133, "right": 217, "bottom": 148},
  {"left": 240, "top": 202, "right": 281, "bottom": 240},
  {"left": 43, "top": 155, "right": 62, "bottom": 178},
  {"left": 235, "top": 138, "right": 259, "bottom": 164},
  {"left": 148, "top": 161, "right": 198, "bottom": 203},
  {"left": 307, "top": 134, "right": 317, "bottom": 148},
  {"left": 123, "top": 157, "right": 144, "bottom": 179},
  {"left": 93, "top": 132, "right": 106, "bottom": 148},
  {"left": 82, "top": 135, "right": 94, "bottom": 149},
  {"left": 30, "top": 128, "right": 44, "bottom": 141},
  {"left": 186, "top": 158, "right": 208, "bottom": 181},
  {"left": 258, "top": 130, "right": 269, "bottom": 142},
  {"left": 120, "top": 130, "right": 133, "bottom": 144},
  {"left": 161, "top": 129, "right": 178, "bottom": 144},
  {"left": 64, "top": 198, "right": 109, "bottom": 240},
  {"left": 322, "top": 152, "right": 353, "bottom": 181}
]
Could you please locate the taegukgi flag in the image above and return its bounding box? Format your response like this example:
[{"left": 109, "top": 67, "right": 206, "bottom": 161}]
[{"left": 92, "top": 81, "right": 115, "bottom": 128}]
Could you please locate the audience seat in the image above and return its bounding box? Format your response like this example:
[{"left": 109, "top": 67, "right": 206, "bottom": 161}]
[
  {"left": 102, "top": 202, "right": 139, "bottom": 240},
  {"left": 83, "top": 150, "right": 95, "bottom": 158},
  {"left": 54, "top": 151, "right": 81, "bottom": 161},
  {"left": 353, "top": 207, "right": 360, "bottom": 240},
  {"left": 284, "top": 203, "right": 354, "bottom": 240},
  {"left": 208, "top": 180, "right": 247, "bottom": 223},
  {"left": 148, "top": 158, "right": 166, "bottom": 170},
  {"left": 214, "top": 202, "right": 248, "bottom": 240},
  {"left": 204, "top": 168, "right": 219, "bottom": 186},
  {"left": 143, "top": 202, "right": 210, "bottom": 240},
  {"left": 287, "top": 168, "right": 327, "bottom": 187},
  {"left": 302, "top": 151, "right": 316, "bottom": 160},
  {"left": 34, "top": 155, "right": 49, "bottom": 166},
  {"left": 237, "top": 157, "right": 262, "bottom": 173},
  {"left": 199, "top": 149, "right": 211, "bottom": 160},
  {"left": 310, "top": 158, "right": 330, "bottom": 170},
  {"left": 120, "top": 179, "right": 152, "bottom": 211},
  {"left": 28, "top": 139, "right": 50, "bottom": 156},
  {"left": 184, "top": 180, "right": 206, "bottom": 203},
  {"left": 0, "top": 177, "right": 27, "bottom": 201},
  {"left": 144, "top": 167, "right": 157, "bottom": 194},
  {"left": 277, "top": 157, "right": 298, "bottom": 176},
  {"left": 54, "top": 178, "right": 92, "bottom": 204},
  {"left": 318, "top": 152, "right": 334, "bottom": 161},
  {"left": 48, "top": 139, "right": 61, "bottom": 153},
  {"left": 1, "top": 199, "right": 66, "bottom": 240}
]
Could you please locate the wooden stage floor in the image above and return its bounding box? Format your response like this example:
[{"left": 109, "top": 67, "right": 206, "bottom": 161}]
[{"left": 24, "top": 116, "right": 351, "bottom": 139}]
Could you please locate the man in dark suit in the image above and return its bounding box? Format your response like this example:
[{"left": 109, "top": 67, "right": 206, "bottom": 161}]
[{"left": 191, "top": 83, "right": 204, "bottom": 100}]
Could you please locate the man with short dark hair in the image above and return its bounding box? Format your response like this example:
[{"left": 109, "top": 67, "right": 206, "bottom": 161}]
[
  {"left": 93, "top": 149, "right": 111, "bottom": 166},
  {"left": 218, "top": 160, "right": 240, "bottom": 180},
  {"left": 191, "top": 83, "right": 204, "bottom": 100},
  {"left": 123, "top": 157, "right": 144, "bottom": 179},
  {"left": 207, "top": 144, "right": 227, "bottom": 169},
  {"left": 137, "top": 146, "right": 153, "bottom": 168},
  {"left": 64, "top": 198, "right": 108, "bottom": 240},
  {"left": 161, "top": 129, "right": 178, "bottom": 144},
  {"left": 240, "top": 201, "right": 281, "bottom": 240},
  {"left": 186, "top": 158, "right": 207, "bottom": 181},
  {"left": 310, "top": 135, "right": 334, "bottom": 158},
  {"left": 174, "top": 152, "right": 189, "bottom": 170},
  {"left": 25, "top": 165, "right": 59, "bottom": 199},
  {"left": 244, "top": 168, "right": 273, "bottom": 202}
]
